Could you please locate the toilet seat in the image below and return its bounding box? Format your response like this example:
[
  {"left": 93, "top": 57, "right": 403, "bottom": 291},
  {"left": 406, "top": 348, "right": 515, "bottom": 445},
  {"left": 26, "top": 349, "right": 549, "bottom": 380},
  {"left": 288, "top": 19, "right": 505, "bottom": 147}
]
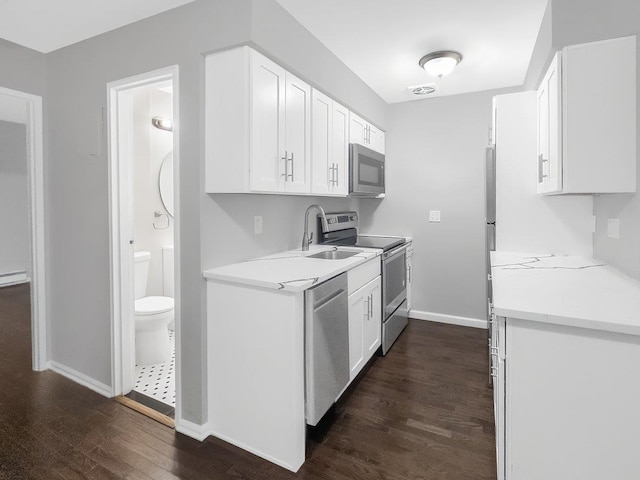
[{"left": 135, "top": 296, "right": 174, "bottom": 315}]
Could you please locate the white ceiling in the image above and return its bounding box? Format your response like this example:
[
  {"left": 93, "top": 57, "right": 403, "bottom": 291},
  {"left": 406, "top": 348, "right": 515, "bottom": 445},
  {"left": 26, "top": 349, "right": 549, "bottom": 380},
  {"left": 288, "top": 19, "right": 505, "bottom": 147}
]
[
  {"left": 0, "top": 0, "right": 195, "bottom": 53},
  {"left": 0, "top": 0, "right": 547, "bottom": 102},
  {"left": 275, "top": 0, "right": 549, "bottom": 103}
]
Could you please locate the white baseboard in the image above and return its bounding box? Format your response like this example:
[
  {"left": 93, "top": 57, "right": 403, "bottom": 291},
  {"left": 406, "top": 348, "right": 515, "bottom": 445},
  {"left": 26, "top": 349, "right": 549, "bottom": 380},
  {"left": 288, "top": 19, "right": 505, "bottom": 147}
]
[
  {"left": 175, "top": 418, "right": 211, "bottom": 442},
  {"left": 0, "top": 271, "right": 29, "bottom": 287},
  {"left": 410, "top": 309, "right": 488, "bottom": 329},
  {"left": 47, "top": 360, "right": 112, "bottom": 397}
]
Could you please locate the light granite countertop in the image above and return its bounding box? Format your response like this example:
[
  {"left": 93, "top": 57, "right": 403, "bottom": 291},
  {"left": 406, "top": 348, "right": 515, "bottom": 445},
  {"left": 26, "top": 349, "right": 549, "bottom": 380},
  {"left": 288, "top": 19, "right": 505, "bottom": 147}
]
[
  {"left": 203, "top": 245, "right": 380, "bottom": 292},
  {"left": 491, "top": 251, "right": 640, "bottom": 336}
]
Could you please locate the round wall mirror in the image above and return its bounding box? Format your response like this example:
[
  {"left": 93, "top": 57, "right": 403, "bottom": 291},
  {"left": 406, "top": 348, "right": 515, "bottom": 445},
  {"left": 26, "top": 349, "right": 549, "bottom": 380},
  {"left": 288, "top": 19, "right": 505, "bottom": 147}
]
[{"left": 159, "top": 151, "right": 174, "bottom": 217}]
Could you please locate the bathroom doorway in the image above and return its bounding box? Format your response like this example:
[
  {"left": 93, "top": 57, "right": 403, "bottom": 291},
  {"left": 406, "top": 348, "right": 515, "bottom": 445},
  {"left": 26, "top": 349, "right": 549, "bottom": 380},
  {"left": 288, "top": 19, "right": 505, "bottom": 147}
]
[
  {"left": 108, "top": 67, "right": 181, "bottom": 427},
  {"left": 0, "top": 86, "right": 46, "bottom": 372}
]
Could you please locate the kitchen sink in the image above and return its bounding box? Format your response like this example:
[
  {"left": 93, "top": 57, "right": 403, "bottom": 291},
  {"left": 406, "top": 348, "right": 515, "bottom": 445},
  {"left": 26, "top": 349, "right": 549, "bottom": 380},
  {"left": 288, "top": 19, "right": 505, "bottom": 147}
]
[{"left": 306, "top": 250, "right": 360, "bottom": 260}]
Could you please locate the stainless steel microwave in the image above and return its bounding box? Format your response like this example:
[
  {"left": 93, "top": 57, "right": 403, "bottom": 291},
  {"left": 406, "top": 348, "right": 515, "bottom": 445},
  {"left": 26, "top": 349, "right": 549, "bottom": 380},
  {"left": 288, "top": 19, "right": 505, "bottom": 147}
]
[{"left": 349, "top": 143, "right": 385, "bottom": 197}]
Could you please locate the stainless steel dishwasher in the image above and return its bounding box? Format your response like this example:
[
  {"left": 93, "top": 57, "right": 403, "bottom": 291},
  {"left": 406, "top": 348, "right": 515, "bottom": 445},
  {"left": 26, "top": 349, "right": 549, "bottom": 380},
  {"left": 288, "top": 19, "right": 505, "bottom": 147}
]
[{"left": 305, "top": 272, "right": 349, "bottom": 426}]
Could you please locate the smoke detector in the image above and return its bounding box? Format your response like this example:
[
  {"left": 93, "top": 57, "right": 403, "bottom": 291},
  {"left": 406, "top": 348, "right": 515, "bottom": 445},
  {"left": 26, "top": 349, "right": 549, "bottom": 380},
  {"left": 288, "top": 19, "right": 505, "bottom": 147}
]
[{"left": 408, "top": 84, "right": 439, "bottom": 96}]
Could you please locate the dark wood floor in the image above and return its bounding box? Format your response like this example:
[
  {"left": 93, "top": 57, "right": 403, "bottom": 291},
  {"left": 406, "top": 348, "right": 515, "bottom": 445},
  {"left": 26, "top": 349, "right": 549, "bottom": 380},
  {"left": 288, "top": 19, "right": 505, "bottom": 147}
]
[{"left": 0, "top": 283, "right": 496, "bottom": 479}]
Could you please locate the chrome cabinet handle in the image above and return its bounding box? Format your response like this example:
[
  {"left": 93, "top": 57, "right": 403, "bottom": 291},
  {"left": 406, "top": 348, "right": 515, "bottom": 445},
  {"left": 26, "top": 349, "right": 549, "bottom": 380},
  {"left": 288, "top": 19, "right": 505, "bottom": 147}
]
[
  {"left": 281, "top": 150, "right": 288, "bottom": 181},
  {"left": 364, "top": 296, "right": 369, "bottom": 321},
  {"left": 288, "top": 152, "right": 294, "bottom": 181},
  {"left": 335, "top": 163, "right": 339, "bottom": 187},
  {"left": 368, "top": 293, "right": 374, "bottom": 318}
]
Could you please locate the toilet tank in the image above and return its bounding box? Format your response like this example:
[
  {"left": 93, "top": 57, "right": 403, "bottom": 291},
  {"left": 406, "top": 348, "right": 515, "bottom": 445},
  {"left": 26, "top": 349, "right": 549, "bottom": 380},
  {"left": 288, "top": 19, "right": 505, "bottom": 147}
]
[
  {"left": 134, "top": 251, "right": 151, "bottom": 300},
  {"left": 162, "top": 245, "right": 174, "bottom": 297}
]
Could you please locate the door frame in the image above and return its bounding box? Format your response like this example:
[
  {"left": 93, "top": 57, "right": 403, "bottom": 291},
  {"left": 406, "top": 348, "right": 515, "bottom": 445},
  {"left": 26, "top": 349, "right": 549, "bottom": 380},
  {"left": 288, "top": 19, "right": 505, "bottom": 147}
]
[
  {"left": 107, "top": 66, "right": 181, "bottom": 419},
  {"left": 0, "top": 86, "right": 46, "bottom": 371}
]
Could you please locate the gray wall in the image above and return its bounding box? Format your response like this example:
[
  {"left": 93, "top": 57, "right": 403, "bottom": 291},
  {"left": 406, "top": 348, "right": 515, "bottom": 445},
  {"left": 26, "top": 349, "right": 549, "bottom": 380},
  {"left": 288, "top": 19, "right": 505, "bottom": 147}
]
[
  {"left": 548, "top": 0, "right": 640, "bottom": 278},
  {"left": 360, "top": 90, "right": 510, "bottom": 321},
  {"left": 44, "top": 0, "right": 387, "bottom": 424},
  {"left": 0, "top": 120, "right": 30, "bottom": 277},
  {"left": 523, "top": 1, "right": 553, "bottom": 90},
  {"left": 0, "top": 39, "right": 46, "bottom": 96}
]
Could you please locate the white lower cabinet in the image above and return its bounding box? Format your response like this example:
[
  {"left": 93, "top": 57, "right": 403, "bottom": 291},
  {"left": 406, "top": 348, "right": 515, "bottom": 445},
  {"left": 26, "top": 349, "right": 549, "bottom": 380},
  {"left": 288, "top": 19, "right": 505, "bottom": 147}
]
[
  {"left": 348, "top": 275, "right": 381, "bottom": 381},
  {"left": 494, "top": 316, "right": 640, "bottom": 479}
]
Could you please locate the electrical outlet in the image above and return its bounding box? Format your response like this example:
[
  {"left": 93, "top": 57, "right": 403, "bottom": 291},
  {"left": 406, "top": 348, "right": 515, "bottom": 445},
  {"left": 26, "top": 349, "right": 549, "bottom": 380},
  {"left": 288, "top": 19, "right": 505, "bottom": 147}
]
[
  {"left": 254, "top": 216, "right": 263, "bottom": 235},
  {"left": 429, "top": 210, "right": 441, "bottom": 223},
  {"left": 607, "top": 218, "right": 620, "bottom": 239}
]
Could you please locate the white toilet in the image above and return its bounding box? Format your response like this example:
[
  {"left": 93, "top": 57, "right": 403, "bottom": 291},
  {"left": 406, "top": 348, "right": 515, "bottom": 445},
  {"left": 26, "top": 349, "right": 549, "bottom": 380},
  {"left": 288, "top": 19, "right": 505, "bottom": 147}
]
[{"left": 134, "top": 251, "right": 174, "bottom": 365}]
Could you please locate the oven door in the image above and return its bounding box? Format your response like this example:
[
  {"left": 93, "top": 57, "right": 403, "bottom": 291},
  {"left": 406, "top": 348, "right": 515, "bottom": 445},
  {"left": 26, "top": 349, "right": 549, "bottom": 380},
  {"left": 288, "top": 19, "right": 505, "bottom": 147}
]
[
  {"left": 382, "top": 244, "right": 407, "bottom": 318},
  {"left": 349, "top": 143, "right": 385, "bottom": 196}
]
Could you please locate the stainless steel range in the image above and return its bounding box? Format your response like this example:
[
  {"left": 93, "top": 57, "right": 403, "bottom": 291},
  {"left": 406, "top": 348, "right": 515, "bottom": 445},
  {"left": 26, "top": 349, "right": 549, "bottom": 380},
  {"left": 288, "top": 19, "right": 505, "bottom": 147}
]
[{"left": 318, "top": 212, "right": 409, "bottom": 354}]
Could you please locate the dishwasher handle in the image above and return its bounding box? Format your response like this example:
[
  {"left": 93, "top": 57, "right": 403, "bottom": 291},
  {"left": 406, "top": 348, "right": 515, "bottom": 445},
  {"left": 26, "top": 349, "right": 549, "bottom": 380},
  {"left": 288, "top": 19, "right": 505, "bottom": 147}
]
[{"left": 313, "top": 288, "right": 346, "bottom": 311}]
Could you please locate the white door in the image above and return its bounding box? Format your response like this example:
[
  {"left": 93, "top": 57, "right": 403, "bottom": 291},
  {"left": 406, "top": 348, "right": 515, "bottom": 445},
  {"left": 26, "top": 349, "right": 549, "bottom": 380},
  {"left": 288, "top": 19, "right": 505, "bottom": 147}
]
[
  {"left": 284, "top": 72, "right": 311, "bottom": 193},
  {"left": 363, "top": 277, "right": 382, "bottom": 358},
  {"left": 349, "top": 111, "right": 367, "bottom": 146},
  {"left": 331, "top": 102, "right": 349, "bottom": 195},
  {"left": 311, "top": 90, "right": 332, "bottom": 195},
  {"left": 546, "top": 54, "right": 562, "bottom": 193},
  {"left": 537, "top": 78, "right": 549, "bottom": 194},
  {"left": 368, "top": 123, "right": 383, "bottom": 154},
  {"left": 348, "top": 291, "right": 365, "bottom": 380},
  {"left": 250, "top": 50, "right": 286, "bottom": 192}
]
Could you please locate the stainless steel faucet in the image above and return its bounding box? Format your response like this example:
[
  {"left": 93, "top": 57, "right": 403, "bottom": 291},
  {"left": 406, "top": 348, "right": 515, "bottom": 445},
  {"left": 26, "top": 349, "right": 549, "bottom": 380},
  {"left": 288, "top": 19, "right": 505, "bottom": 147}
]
[{"left": 302, "top": 205, "right": 329, "bottom": 251}]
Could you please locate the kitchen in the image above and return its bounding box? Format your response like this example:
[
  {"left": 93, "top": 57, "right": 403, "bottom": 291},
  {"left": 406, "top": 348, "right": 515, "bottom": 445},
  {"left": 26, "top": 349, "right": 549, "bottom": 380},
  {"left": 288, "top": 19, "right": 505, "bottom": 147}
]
[{"left": 1, "top": 0, "right": 640, "bottom": 478}]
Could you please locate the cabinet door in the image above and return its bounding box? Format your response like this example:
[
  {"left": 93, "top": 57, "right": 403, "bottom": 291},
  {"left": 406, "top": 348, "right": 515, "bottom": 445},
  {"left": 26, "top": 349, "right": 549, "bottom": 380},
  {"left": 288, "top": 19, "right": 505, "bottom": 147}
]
[
  {"left": 284, "top": 72, "right": 311, "bottom": 193},
  {"left": 363, "top": 277, "right": 382, "bottom": 359},
  {"left": 349, "top": 111, "right": 367, "bottom": 146},
  {"left": 536, "top": 81, "right": 549, "bottom": 194},
  {"left": 405, "top": 244, "right": 413, "bottom": 311},
  {"left": 545, "top": 54, "right": 562, "bottom": 193},
  {"left": 311, "top": 90, "right": 332, "bottom": 195},
  {"left": 331, "top": 101, "right": 349, "bottom": 195},
  {"left": 368, "top": 124, "right": 384, "bottom": 154},
  {"left": 250, "top": 50, "right": 286, "bottom": 192},
  {"left": 348, "top": 291, "right": 365, "bottom": 381},
  {"left": 537, "top": 53, "right": 562, "bottom": 195}
]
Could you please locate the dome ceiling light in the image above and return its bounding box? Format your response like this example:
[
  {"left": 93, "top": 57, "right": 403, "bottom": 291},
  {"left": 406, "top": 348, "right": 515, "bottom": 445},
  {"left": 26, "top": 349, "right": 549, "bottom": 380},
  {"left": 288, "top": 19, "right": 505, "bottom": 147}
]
[{"left": 419, "top": 51, "right": 462, "bottom": 78}]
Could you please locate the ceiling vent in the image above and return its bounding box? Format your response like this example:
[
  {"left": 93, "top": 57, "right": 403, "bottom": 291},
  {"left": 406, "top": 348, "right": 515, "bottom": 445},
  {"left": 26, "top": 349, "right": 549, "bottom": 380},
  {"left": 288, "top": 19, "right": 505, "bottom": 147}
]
[{"left": 408, "top": 84, "right": 438, "bottom": 96}]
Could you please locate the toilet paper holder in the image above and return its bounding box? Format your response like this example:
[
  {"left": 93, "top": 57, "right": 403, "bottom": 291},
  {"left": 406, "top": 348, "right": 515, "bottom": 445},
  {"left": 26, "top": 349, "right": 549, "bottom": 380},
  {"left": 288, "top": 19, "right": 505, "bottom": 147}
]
[{"left": 153, "top": 211, "right": 170, "bottom": 230}]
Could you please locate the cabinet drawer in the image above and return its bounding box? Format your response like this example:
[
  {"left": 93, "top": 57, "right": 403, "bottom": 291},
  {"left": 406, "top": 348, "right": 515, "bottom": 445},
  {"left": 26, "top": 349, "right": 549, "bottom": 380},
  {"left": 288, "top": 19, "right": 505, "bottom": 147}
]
[{"left": 348, "top": 257, "right": 380, "bottom": 293}]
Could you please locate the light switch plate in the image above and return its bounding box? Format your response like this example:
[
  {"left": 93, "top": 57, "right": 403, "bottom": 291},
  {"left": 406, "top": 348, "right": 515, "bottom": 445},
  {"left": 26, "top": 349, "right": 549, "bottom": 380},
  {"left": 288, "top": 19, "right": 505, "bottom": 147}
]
[
  {"left": 429, "top": 210, "right": 441, "bottom": 222},
  {"left": 607, "top": 218, "right": 620, "bottom": 239},
  {"left": 254, "top": 216, "right": 263, "bottom": 235}
]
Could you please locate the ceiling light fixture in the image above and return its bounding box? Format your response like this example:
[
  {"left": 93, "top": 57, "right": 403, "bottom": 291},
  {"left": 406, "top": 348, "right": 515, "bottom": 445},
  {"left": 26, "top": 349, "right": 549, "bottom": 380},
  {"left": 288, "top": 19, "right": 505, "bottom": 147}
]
[
  {"left": 151, "top": 116, "right": 173, "bottom": 132},
  {"left": 419, "top": 51, "right": 462, "bottom": 78}
]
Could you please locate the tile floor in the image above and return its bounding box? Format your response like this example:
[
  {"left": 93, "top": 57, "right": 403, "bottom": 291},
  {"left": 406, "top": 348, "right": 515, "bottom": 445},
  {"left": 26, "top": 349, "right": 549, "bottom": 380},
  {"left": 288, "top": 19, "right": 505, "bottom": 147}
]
[{"left": 134, "top": 329, "right": 175, "bottom": 407}]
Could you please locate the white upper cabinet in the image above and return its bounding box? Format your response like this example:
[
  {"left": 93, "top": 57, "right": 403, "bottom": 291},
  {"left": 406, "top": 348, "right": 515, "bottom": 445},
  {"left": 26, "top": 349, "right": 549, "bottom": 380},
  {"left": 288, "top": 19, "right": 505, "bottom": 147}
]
[
  {"left": 537, "top": 36, "right": 636, "bottom": 195},
  {"left": 283, "top": 72, "right": 311, "bottom": 193},
  {"left": 205, "top": 46, "right": 310, "bottom": 194},
  {"left": 311, "top": 90, "right": 349, "bottom": 196},
  {"left": 249, "top": 52, "right": 286, "bottom": 192},
  {"left": 349, "top": 111, "right": 385, "bottom": 155}
]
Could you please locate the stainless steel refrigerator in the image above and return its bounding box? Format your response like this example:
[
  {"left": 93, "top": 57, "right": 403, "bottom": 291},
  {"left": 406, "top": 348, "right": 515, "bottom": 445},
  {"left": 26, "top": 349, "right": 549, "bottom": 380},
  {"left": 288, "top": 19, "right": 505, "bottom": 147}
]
[{"left": 485, "top": 144, "right": 496, "bottom": 385}]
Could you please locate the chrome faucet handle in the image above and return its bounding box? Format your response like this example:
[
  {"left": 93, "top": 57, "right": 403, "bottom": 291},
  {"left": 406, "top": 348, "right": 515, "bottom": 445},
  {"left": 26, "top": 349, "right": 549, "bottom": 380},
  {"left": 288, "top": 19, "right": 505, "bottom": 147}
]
[{"left": 309, "top": 232, "right": 313, "bottom": 244}]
